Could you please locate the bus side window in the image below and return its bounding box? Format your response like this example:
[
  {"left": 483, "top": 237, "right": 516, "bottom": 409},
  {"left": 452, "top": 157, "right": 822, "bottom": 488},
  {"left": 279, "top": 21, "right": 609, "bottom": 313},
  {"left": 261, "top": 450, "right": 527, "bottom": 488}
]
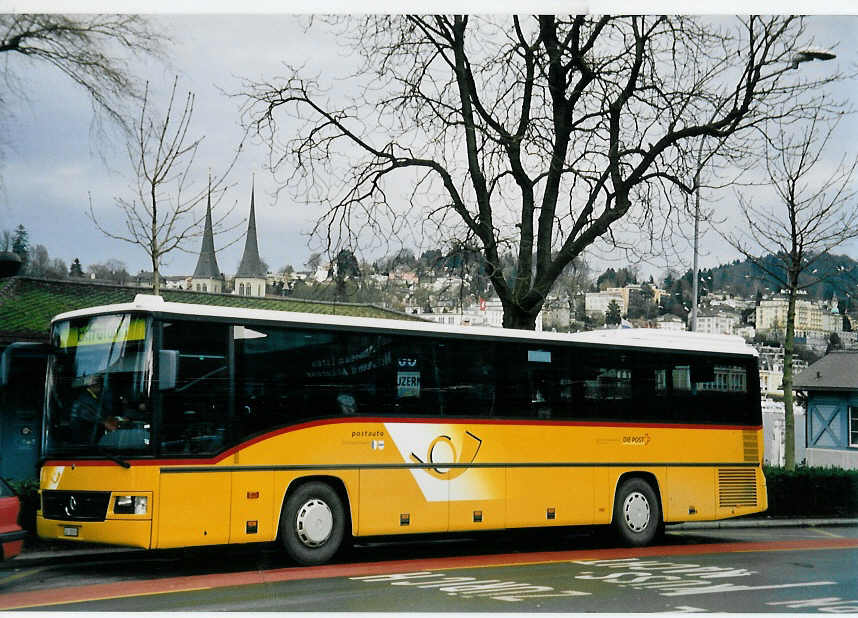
[
  {"left": 693, "top": 363, "right": 750, "bottom": 424},
  {"left": 493, "top": 344, "right": 566, "bottom": 420},
  {"left": 437, "top": 340, "right": 495, "bottom": 417},
  {"left": 530, "top": 369, "right": 554, "bottom": 419},
  {"left": 577, "top": 349, "right": 635, "bottom": 421},
  {"left": 375, "top": 337, "right": 440, "bottom": 416},
  {"left": 235, "top": 328, "right": 382, "bottom": 433},
  {"left": 493, "top": 344, "right": 528, "bottom": 417}
]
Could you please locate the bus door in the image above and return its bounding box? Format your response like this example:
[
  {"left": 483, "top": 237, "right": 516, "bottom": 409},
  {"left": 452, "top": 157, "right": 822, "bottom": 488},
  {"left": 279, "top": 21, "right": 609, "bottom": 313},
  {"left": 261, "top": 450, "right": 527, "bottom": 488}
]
[
  {"left": 0, "top": 343, "right": 48, "bottom": 482},
  {"left": 155, "top": 320, "right": 233, "bottom": 548}
]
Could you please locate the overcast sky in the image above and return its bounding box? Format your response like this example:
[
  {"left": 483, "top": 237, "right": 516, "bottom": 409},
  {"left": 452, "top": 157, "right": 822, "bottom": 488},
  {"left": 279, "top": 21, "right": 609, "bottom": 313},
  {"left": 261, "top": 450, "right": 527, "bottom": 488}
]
[{"left": 2, "top": 12, "right": 857, "bottom": 282}]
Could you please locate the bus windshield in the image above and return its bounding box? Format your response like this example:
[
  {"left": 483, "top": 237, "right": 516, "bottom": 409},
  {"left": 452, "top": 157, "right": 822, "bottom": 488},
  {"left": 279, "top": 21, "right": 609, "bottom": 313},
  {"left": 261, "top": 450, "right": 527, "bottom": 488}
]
[{"left": 44, "top": 313, "right": 153, "bottom": 457}]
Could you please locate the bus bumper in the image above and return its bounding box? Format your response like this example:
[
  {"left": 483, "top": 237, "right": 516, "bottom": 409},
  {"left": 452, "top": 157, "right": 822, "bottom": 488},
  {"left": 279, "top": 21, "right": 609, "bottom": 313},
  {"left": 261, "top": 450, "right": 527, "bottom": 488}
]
[{"left": 37, "top": 515, "right": 152, "bottom": 549}]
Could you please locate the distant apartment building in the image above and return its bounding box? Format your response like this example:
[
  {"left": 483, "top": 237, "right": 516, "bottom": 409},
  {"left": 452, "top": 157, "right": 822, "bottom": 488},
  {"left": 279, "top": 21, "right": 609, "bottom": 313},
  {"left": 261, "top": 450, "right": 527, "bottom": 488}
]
[
  {"left": 164, "top": 276, "right": 191, "bottom": 290},
  {"left": 412, "top": 298, "right": 539, "bottom": 331},
  {"left": 655, "top": 314, "right": 685, "bottom": 331},
  {"left": 541, "top": 297, "right": 572, "bottom": 332},
  {"left": 755, "top": 294, "right": 842, "bottom": 337},
  {"left": 585, "top": 283, "right": 664, "bottom": 320},
  {"left": 707, "top": 292, "right": 755, "bottom": 312},
  {"left": 696, "top": 312, "right": 740, "bottom": 336},
  {"left": 389, "top": 269, "right": 419, "bottom": 287},
  {"left": 133, "top": 273, "right": 190, "bottom": 290},
  {"left": 839, "top": 331, "right": 858, "bottom": 348},
  {"left": 735, "top": 325, "right": 756, "bottom": 341},
  {"left": 610, "top": 283, "right": 666, "bottom": 308},
  {"left": 755, "top": 343, "right": 809, "bottom": 397},
  {"left": 585, "top": 290, "right": 625, "bottom": 317},
  {"left": 428, "top": 276, "right": 466, "bottom": 293}
]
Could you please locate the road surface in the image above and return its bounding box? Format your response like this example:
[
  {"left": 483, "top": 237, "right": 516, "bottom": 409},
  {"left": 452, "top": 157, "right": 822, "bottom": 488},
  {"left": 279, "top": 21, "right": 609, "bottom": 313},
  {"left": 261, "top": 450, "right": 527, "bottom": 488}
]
[{"left": 0, "top": 524, "right": 856, "bottom": 612}]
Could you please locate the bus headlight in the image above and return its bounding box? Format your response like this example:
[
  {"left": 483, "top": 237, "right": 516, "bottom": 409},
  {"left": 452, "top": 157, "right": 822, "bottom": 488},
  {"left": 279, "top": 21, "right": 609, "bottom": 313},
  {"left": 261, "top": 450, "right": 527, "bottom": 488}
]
[{"left": 114, "top": 495, "right": 148, "bottom": 515}]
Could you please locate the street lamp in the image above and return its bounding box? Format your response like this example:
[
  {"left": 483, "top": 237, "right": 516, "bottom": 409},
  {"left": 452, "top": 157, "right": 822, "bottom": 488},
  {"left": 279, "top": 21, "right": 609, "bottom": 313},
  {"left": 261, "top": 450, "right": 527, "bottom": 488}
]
[{"left": 689, "top": 46, "right": 836, "bottom": 332}]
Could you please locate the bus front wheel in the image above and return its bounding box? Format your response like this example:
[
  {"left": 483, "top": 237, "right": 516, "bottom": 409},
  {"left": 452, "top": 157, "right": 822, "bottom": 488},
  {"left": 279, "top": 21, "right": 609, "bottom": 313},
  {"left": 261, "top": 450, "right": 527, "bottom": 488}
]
[
  {"left": 280, "top": 481, "right": 346, "bottom": 565},
  {"left": 612, "top": 477, "right": 661, "bottom": 547}
]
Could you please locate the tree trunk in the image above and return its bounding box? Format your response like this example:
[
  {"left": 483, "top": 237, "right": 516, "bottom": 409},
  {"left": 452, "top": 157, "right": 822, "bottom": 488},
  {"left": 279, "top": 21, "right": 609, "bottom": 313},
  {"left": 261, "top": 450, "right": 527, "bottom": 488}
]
[
  {"left": 150, "top": 181, "right": 160, "bottom": 296},
  {"left": 783, "top": 286, "right": 797, "bottom": 470},
  {"left": 501, "top": 300, "right": 540, "bottom": 330},
  {"left": 151, "top": 252, "right": 161, "bottom": 296}
]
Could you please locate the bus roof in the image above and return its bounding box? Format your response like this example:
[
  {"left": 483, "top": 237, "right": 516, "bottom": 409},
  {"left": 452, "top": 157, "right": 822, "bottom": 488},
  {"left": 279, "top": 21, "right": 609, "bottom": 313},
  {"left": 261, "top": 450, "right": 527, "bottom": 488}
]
[{"left": 52, "top": 294, "right": 757, "bottom": 358}]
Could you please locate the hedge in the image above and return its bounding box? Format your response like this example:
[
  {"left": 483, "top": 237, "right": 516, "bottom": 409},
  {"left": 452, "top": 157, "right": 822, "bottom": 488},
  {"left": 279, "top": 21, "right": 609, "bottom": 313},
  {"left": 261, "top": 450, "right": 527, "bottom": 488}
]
[{"left": 763, "top": 465, "right": 858, "bottom": 517}]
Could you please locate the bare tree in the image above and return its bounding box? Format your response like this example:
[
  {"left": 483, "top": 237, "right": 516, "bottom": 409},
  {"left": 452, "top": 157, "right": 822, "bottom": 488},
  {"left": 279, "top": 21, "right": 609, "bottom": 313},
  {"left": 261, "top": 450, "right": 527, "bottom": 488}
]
[
  {"left": 25, "top": 244, "right": 67, "bottom": 279},
  {"left": 241, "top": 16, "right": 844, "bottom": 329},
  {"left": 726, "top": 111, "right": 858, "bottom": 470},
  {"left": 87, "top": 259, "right": 131, "bottom": 285},
  {"left": 0, "top": 15, "right": 169, "bottom": 186},
  {"left": 89, "top": 77, "right": 240, "bottom": 295},
  {"left": 305, "top": 252, "right": 323, "bottom": 273}
]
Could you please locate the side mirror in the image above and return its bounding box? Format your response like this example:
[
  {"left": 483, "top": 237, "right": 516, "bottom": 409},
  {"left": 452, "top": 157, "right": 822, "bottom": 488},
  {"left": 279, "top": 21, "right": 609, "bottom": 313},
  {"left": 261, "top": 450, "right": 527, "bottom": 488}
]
[{"left": 159, "top": 350, "right": 179, "bottom": 391}]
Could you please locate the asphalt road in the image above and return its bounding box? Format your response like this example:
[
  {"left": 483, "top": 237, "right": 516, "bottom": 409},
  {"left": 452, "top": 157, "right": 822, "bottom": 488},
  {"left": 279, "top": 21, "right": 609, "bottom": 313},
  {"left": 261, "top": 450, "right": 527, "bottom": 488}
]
[{"left": 1, "top": 525, "right": 856, "bottom": 612}]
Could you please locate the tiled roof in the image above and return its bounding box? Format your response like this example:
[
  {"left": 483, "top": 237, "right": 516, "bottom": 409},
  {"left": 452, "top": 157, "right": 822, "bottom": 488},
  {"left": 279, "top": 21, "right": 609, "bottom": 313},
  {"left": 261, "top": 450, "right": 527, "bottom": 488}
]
[
  {"left": 0, "top": 276, "right": 422, "bottom": 344},
  {"left": 793, "top": 350, "right": 858, "bottom": 391}
]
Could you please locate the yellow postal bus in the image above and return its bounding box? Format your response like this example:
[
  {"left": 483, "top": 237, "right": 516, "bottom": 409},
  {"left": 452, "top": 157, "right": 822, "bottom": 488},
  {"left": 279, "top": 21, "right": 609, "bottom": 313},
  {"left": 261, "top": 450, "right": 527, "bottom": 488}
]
[{"left": 37, "top": 295, "right": 766, "bottom": 564}]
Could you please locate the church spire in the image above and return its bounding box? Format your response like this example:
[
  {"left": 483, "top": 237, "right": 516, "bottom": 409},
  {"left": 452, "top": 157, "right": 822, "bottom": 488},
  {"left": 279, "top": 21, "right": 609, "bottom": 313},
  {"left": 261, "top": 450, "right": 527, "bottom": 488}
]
[
  {"left": 235, "top": 177, "right": 266, "bottom": 278},
  {"left": 192, "top": 176, "right": 221, "bottom": 280}
]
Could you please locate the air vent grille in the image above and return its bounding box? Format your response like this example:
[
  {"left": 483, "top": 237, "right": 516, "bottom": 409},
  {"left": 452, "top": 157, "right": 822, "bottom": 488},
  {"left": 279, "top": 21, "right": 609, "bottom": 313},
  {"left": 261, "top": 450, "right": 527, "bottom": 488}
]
[
  {"left": 718, "top": 468, "right": 757, "bottom": 507},
  {"left": 742, "top": 430, "right": 759, "bottom": 463}
]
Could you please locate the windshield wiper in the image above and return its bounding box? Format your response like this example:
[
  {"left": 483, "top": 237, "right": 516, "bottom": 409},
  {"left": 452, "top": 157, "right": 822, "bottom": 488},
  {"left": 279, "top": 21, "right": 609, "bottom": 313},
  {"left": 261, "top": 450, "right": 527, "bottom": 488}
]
[{"left": 97, "top": 449, "right": 131, "bottom": 469}]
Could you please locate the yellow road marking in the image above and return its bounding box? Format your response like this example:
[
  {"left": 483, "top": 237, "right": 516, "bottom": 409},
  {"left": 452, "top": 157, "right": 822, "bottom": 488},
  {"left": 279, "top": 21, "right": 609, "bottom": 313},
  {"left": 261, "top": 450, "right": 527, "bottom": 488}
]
[
  {"left": 0, "top": 567, "right": 48, "bottom": 586},
  {"left": 812, "top": 528, "right": 843, "bottom": 539},
  {"left": 3, "top": 586, "right": 213, "bottom": 610}
]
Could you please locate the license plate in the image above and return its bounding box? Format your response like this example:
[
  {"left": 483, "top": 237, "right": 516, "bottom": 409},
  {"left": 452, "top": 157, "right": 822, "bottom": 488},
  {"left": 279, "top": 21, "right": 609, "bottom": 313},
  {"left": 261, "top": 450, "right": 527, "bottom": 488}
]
[{"left": 63, "top": 526, "right": 79, "bottom": 537}]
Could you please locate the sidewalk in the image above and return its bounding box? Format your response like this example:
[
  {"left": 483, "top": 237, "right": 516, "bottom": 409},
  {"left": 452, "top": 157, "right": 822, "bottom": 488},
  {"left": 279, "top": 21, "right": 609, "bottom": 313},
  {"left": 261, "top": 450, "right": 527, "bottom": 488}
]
[
  {"left": 667, "top": 517, "right": 858, "bottom": 531},
  {"left": 10, "top": 518, "right": 858, "bottom": 565}
]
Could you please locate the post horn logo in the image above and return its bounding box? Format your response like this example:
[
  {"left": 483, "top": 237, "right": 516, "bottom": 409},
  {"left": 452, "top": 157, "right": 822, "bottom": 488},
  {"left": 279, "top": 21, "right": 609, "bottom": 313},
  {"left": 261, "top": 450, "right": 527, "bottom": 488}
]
[{"left": 410, "top": 431, "right": 482, "bottom": 480}]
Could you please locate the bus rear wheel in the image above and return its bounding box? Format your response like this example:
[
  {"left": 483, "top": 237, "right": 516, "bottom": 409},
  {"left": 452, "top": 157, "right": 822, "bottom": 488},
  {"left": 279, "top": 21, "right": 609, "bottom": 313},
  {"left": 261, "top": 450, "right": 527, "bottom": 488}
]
[
  {"left": 280, "top": 481, "right": 346, "bottom": 565},
  {"left": 612, "top": 477, "right": 661, "bottom": 547}
]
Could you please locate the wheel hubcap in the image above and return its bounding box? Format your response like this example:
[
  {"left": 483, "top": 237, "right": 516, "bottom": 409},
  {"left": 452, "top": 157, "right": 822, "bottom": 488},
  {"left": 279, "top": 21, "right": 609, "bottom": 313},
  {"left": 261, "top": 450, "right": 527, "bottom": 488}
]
[
  {"left": 623, "top": 491, "right": 650, "bottom": 533},
  {"left": 295, "top": 498, "right": 333, "bottom": 547}
]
